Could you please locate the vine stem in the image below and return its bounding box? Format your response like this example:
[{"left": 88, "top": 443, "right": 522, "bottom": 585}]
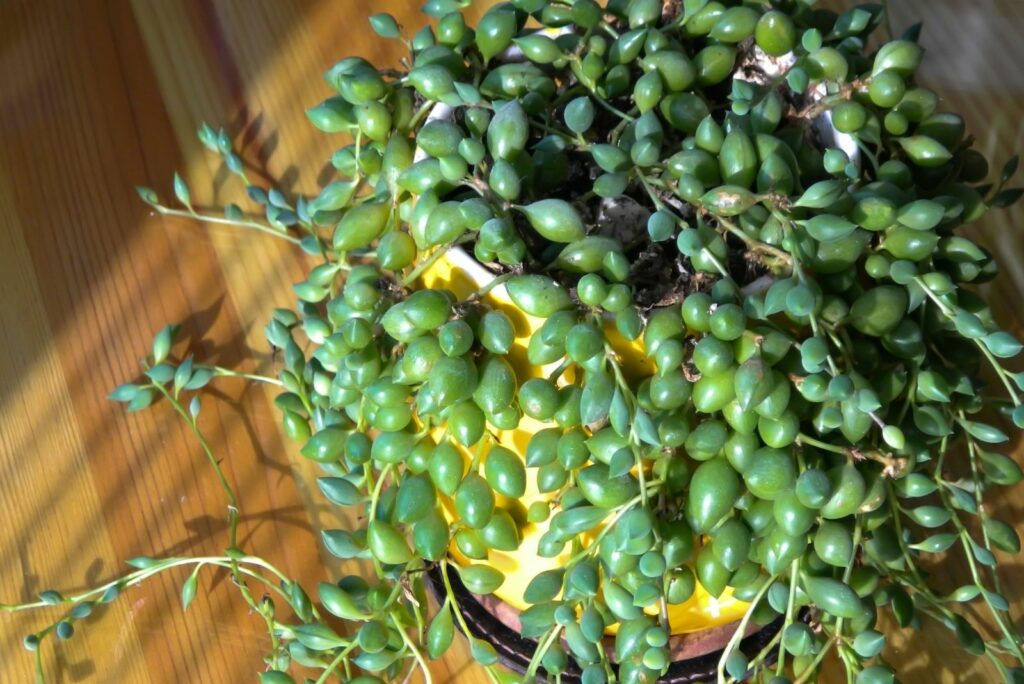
[
  {"left": 564, "top": 479, "right": 665, "bottom": 568},
  {"left": 314, "top": 642, "right": 358, "bottom": 684},
  {"left": 153, "top": 383, "right": 237, "bottom": 520},
  {"left": 716, "top": 575, "right": 774, "bottom": 684},
  {"left": 712, "top": 214, "right": 794, "bottom": 269},
  {"left": 1, "top": 556, "right": 289, "bottom": 613},
  {"left": 155, "top": 205, "right": 304, "bottom": 245},
  {"left": 913, "top": 276, "right": 1021, "bottom": 405},
  {"left": 439, "top": 561, "right": 503, "bottom": 683},
  {"left": 937, "top": 485, "right": 1024, "bottom": 664},
  {"left": 962, "top": 421, "right": 1006, "bottom": 597},
  {"left": 212, "top": 366, "right": 284, "bottom": 386},
  {"left": 399, "top": 235, "right": 474, "bottom": 287},
  {"left": 524, "top": 623, "right": 564, "bottom": 679},
  {"left": 463, "top": 272, "right": 514, "bottom": 303},
  {"left": 392, "top": 612, "right": 433, "bottom": 684},
  {"left": 776, "top": 559, "right": 801, "bottom": 677}
]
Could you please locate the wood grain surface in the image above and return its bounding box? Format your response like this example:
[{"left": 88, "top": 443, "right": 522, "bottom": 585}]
[{"left": 0, "top": 1, "right": 1021, "bottom": 682}]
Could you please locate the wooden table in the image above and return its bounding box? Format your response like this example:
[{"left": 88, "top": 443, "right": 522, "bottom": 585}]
[{"left": 0, "top": 1, "right": 1021, "bottom": 682}]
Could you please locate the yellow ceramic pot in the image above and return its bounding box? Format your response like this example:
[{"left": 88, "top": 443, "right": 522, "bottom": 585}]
[{"left": 419, "top": 246, "right": 747, "bottom": 634}]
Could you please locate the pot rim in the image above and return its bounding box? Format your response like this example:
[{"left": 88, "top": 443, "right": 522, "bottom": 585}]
[{"left": 426, "top": 565, "right": 783, "bottom": 684}]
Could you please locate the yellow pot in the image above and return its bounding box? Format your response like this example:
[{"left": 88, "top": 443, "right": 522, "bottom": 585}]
[{"left": 419, "top": 246, "right": 748, "bottom": 634}]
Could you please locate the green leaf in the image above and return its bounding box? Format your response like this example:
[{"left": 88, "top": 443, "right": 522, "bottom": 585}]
[
  {"left": 984, "top": 590, "right": 1010, "bottom": 612},
  {"left": 518, "top": 199, "right": 585, "bottom": 243},
  {"left": 580, "top": 368, "right": 614, "bottom": 425},
  {"left": 180, "top": 568, "right": 199, "bottom": 610},
  {"left": 369, "top": 13, "right": 401, "bottom": 38},
  {"left": 524, "top": 569, "right": 565, "bottom": 604},
  {"left": 913, "top": 405, "right": 951, "bottom": 437},
  {"left": 960, "top": 419, "right": 1009, "bottom": 444},
  {"left": 909, "top": 533, "right": 957, "bottom": 553},
  {"left": 136, "top": 186, "right": 159, "bottom": 206},
  {"left": 949, "top": 585, "right": 981, "bottom": 602},
  {"left": 700, "top": 185, "right": 758, "bottom": 216},
  {"left": 607, "top": 448, "right": 634, "bottom": 479},
  {"left": 513, "top": 34, "right": 563, "bottom": 64},
  {"left": 993, "top": 188, "right": 1023, "bottom": 209},
  {"left": 984, "top": 517, "right": 1021, "bottom": 553},
  {"left": 1002, "top": 155, "right": 1020, "bottom": 183},
  {"left": 971, "top": 538, "right": 997, "bottom": 567},
  {"left": 953, "top": 615, "right": 985, "bottom": 655},
  {"left": 317, "top": 477, "right": 362, "bottom": 506},
  {"left": 852, "top": 630, "right": 885, "bottom": 658},
  {"left": 108, "top": 384, "right": 139, "bottom": 403},
  {"left": 126, "top": 387, "right": 156, "bottom": 412},
  {"left": 152, "top": 324, "right": 179, "bottom": 364},
  {"left": 354, "top": 648, "right": 400, "bottom": 672},
  {"left": 145, "top": 363, "right": 175, "bottom": 384},
  {"left": 184, "top": 367, "right": 213, "bottom": 391},
  {"left": 173, "top": 173, "right": 191, "bottom": 208},
  {"left": 565, "top": 97, "right": 595, "bottom": 134},
  {"left": 311, "top": 180, "right": 357, "bottom": 213},
  {"left": 505, "top": 275, "right": 573, "bottom": 317},
  {"left": 953, "top": 310, "right": 987, "bottom": 339},
  {"left": 633, "top": 409, "right": 660, "bottom": 447},
  {"left": 794, "top": 180, "right": 846, "bottom": 209},
  {"left": 734, "top": 357, "right": 772, "bottom": 410},
  {"left": 682, "top": 0, "right": 710, "bottom": 22},
  {"left": 321, "top": 529, "right": 363, "bottom": 559},
  {"left": 984, "top": 331, "right": 1022, "bottom": 358},
  {"left": 426, "top": 603, "right": 454, "bottom": 659},
  {"left": 905, "top": 505, "right": 952, "bottom": 528},
  {"left": 550, "top": 506, "right": 609, "bottom": 538},
  {"left": 367, "top": 520, "right": 413, "bottom": 565},
  {"left": 458, "top": 565, "right": 505, "bottom": 595},
  {"left": 609, "top": 389, "right": 629, "bottom": 436},
  {"left": 470, "top": 638, "right": 499, "bottom": 665},
  {"left": 518, "top": 603, "right": 558, "bottom": 638},
  {"left": 126, "top": 556, "right": 158, "bottom": 569},
  {"left": 802, "top": 576, "right": 862, "bottom": 619},
  {"left": 319, "top": 581, "right": 370, "bottom": 620},
  {"left": 453, "top": 82, "right": 481, "bottom": 105},
  {"left": 259, "top": 672, "right": 296, "bottom": 684},
  {"left": 801, "top": 214, "right": 857, "bottom": 242},
  {"left": 897, "top": 136, "right": 953, "bottom": 168},
  {"left": 173, "top": 356, "right": 193, "bottom": 394}
]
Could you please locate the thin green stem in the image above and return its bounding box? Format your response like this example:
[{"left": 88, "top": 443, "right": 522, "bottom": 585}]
[
  {"left": 439, "top": 561, "right": 504, "bottom": 682},
  {"left": 913, "top": 276, "right": 1020, "bottom": 405},
  {"left": 524, "top": 623, "right": 564, "bottom": 679},
  {"left": 717, "top": 575, "right": 774, "bottom": 684},
  {"left": 797, "top": 432, "right": 849, "bottom": 455},
  {"left": 314, "top": 643, "right": 355, "bottom": 684},
  {"left": 392, "top": 613, "right": 433, "bottom": 684},
  {"left": 156, "top": 206, "right": 303, "bottom": 246},
  {"left": 153, "top": 384, "right": 237, "bottom": 516},
  {"left": 463, "top": 272, "right": 514, "bottom": 303},
  {"left": 713, "top": 214, "right": 794, "bottom": 269},
  {"left": 939, "top": 486, "right": 1024, "bottom": 663},
  {"left": 776, "top": 559, "right": 801, "bottom": 677},
  {"left": 212, "top": 367, "right": 284, "bottom": 386},
  {"left": 793, "top": 637, "right": 836, "bottom": 684},
  {"left": 399, "top": 236, "right": 473, "bottom": 287}
]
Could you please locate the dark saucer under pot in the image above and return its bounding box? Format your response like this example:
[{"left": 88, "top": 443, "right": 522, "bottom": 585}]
[{"left": 425, "top": 565, "right": 783, "bottom": 683}]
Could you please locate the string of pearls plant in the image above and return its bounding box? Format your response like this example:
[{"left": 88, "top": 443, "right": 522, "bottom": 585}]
[{"left": 4, "top": 1, "right": 1024, "bottom": 683}]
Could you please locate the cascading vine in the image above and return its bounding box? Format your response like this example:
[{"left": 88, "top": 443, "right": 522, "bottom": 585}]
[{"left": 4, "top": 1, "right": 1024, "bottom": 683}]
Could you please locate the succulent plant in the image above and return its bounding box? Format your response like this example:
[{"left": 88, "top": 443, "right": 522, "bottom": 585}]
[{"left": 5, "top": 1, "right": 1024, "bottom": 683}]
